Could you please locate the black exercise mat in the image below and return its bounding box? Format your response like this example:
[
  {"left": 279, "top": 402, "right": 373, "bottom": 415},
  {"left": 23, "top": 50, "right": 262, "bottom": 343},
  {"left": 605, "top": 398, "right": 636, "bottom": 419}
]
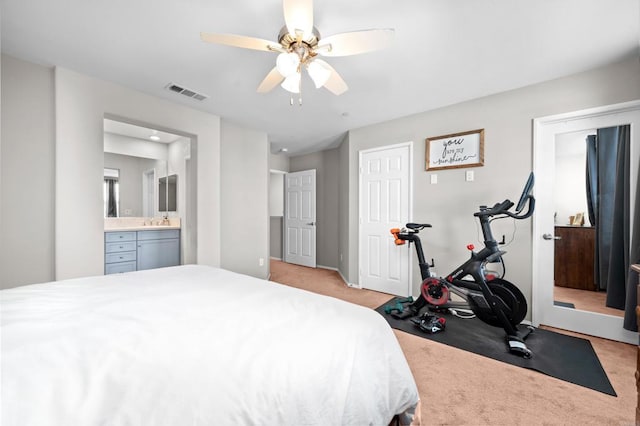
[
  {"left": 376, "top": 297, "right": 616, "bottom": 396},
  {"left": 554, "top": 300, "right": 576, "bottom": 308}
]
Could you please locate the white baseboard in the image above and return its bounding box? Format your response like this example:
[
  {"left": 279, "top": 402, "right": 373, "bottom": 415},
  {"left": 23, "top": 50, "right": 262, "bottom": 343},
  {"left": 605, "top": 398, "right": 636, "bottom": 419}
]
[
  {"left": 316, "top": 264, "right": 360, "bottom": 289},
  {"left": 316, "top": 264, "right": 338, "bottom": 272},
  {"left": 270, "top": 256, "right": 282, "bottom": 261}
]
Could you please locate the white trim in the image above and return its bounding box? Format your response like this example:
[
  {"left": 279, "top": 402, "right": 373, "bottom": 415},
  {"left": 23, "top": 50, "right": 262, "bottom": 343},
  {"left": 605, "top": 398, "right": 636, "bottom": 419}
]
[
  {"left": 317, "top": 264, "right": 339, "bottom": 272},
  {"left": 532, "top": 99, "right": 640, "bottom": 344},
  {"left": 270, "top": 256, "right": 282, "bottom": 261},
  {"left": 533, "top": 100, "right": 640, "bottom": 125},
  {"left": 358, "top": 141, "right": 413, "bottom": 296},
  {"left": 317, "top": 264, "right": 358, "bottom": 288}
]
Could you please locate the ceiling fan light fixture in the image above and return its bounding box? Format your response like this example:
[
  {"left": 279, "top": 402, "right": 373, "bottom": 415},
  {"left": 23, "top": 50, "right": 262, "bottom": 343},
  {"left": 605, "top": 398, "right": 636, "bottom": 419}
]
[
  {"left": 307, "top": 60, "right": 331, "bottom": 88},
  {"left": 276, "top": 52, "right": 300, "bottom": 77},
  {"left": 281, "top": 72, "right": 301, "bottom": 93}
]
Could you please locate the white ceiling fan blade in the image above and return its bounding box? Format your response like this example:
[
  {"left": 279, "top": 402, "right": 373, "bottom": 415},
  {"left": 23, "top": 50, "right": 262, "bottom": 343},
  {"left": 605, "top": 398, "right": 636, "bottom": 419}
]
[
  {"left": 200, "top": 32, "right": 281, "bottom": 52},
  {"left": 257, "top": 67, "right": 285, "bottom": 93},
  {"left": 283, "top": 0, "right": 314, "bottom": 39},
  {"left": 314, "top": 59, "right": 348, "bottom": 96},
  {"left": 317, "top": 29, "right": 394, "bottom": 57}
]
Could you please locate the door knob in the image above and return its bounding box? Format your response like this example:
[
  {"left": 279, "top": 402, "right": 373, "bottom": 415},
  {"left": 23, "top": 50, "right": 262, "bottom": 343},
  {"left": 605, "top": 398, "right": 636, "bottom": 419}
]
[
  {"left": 542, "top": 233, "right": 561, "bottom": 240},
  {"left": 307, "top": 222, "right": 316, "bottom": 226}
]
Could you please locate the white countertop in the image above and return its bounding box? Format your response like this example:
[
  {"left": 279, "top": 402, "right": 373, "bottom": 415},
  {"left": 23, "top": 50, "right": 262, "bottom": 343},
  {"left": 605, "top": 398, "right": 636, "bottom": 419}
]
[
  {"left": 104, "top": 217, "right": 181, "bottom": 232},
  {"left": 105, "top": 225, "right": 181, "bottom": 232}
]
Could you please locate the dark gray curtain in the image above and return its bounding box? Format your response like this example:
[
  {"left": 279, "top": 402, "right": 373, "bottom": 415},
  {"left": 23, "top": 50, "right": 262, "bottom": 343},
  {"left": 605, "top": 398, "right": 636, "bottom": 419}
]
[
  {"left": 585, "top": 134, "right": 599, "bottom": 288},
  {"left": 106, "top": 178, "right": 118, "bottom": 217},
  {"left": 586, "top": 125, "right": 637, "bottom": 331},
  {"left": 596, "top": 127, "right": 622, "bottom": 292}
]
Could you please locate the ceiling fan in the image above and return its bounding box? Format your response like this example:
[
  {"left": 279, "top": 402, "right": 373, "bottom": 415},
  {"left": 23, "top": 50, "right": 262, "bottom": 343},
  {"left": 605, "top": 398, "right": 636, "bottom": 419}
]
[{"left": 200, "top": 0, "right": 394, "bottom": 102}]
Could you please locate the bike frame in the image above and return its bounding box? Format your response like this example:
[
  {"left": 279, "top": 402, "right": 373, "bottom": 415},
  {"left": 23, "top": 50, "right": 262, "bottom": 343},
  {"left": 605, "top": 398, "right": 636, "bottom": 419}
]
[
  {"left": 391, "top": 173, "right": 536, "bottom": 357},
  {"left": 398, "top": 210, "right": 518, "bottom": 335}
]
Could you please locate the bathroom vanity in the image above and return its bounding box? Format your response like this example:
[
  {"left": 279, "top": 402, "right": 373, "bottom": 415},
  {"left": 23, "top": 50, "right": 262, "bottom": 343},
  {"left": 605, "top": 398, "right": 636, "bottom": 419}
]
[{"left": 105, "top": 218, "right": 181, "bottom": 274}]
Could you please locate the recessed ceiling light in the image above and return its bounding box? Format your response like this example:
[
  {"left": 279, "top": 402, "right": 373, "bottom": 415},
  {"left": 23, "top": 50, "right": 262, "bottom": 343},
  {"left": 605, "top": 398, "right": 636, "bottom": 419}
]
[
  {"left": 279, "top": 148, "right": 288, "bottom": 153},
  {"left": 149, "top": 135, "right": 161, "bottom": 141}
]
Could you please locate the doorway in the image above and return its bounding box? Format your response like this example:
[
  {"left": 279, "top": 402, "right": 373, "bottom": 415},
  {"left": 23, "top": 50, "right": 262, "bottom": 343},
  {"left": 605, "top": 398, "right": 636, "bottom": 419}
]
[
  {"left": 358, "top": 142, "right": 412, "bottom": 296},
  {"left": 103, "top": 117, "right": 198, "bottom": 265},
  {"left": 533, "top": 100, "right": 640, "bottom": 344},
  {"left": 284, "top": 169, "right": 317, "bottom": 268},
  {"left": 142, "top": 168, "right": 156, "bottom": 217}
]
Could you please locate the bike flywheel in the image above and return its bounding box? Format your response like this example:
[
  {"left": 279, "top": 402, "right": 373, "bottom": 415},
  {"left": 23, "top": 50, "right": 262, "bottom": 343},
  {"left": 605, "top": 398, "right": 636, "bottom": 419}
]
[
  {"left": 470, "top": 278, "right": 527, "bottom": 327},
  {"left": 420, "top": 277, "right": 450, "bottom": 306}
]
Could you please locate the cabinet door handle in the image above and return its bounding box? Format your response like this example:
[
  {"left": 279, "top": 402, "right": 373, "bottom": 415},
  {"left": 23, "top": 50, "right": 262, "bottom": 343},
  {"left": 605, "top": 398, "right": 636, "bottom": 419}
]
[{"left": 542, "top": 233, "right": 561, "bottom": 240}]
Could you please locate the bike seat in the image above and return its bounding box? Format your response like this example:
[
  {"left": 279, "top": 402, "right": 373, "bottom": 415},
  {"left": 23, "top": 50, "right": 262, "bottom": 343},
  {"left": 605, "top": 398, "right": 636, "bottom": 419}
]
[{"left": 406, "top": 223, "right": 432, "bottom": 230}]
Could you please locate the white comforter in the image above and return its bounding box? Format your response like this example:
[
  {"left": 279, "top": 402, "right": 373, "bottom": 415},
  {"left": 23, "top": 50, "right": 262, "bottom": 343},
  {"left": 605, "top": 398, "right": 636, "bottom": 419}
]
[{"left": 1, "top": 265, "right": 419, "bottom": 425}]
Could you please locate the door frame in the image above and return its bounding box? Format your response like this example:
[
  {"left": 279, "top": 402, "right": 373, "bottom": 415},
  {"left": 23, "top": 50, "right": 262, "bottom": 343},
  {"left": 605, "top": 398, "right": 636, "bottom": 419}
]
[
  {"left": 532, "top": 99, "right": 640, "bottom": 344},
  {"left": 283, "top": 169, "right": 317, "bottom": 268},
  {"left": 142, "top": 168, "right": 156, "bottom": 217},
  {"left": 358, "top": 141, "right": 413, "bottom": 296}
]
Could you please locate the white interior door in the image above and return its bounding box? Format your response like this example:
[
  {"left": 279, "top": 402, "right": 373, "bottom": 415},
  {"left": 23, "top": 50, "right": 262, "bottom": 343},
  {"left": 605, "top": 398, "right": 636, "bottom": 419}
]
[
  {"left": 359, "top": 143, "right": 412, "bottom": 296},
  {"left": 284, "top": 170, "right": 316, "bottom": 268},
  {"left": 533, "top": 100, "right": 640, "bottom": 344}
]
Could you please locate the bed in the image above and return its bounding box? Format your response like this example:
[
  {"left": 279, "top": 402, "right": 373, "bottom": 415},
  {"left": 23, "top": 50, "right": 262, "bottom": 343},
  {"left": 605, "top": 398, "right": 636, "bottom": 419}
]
[{"left": 1, "top": 265, "right": 420, "bottom": 425}]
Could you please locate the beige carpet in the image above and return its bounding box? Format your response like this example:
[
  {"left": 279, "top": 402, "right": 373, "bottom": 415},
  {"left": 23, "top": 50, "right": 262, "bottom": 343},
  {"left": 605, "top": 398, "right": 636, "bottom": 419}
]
[{"left": 270, "top": 260, "right": 636, "bottom": 426}]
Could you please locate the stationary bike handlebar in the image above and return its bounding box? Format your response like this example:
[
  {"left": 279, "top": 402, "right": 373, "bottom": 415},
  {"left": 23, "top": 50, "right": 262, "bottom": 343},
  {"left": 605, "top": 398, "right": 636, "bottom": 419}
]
[{"left": 473, "top": 195, "right": 535, "bottom": 220}]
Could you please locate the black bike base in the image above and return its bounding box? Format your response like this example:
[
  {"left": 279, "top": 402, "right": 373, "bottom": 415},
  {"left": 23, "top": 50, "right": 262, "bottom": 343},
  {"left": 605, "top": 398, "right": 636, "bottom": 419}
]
[{"left": 376, "top": 297, "right": 616, "bottom": 396}]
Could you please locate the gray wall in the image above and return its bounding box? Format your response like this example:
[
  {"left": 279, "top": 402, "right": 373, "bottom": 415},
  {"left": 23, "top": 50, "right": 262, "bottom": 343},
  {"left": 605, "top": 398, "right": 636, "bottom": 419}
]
[
  {"left": 268, "top": 154, "right": 287, "bottom": 263},
  {"left": 1, "top": 54, "right": 269, "bottom": 287},
  {"left": 338, "top": 134, "right": 350, "bottom": 281},
  {"left": 220, "top": 120, "right": 270, "bottom": 279},
  {"left": 269, "top": 152, "right": 289, "bottom": 172},
  {"left": 290, "top": 147, "right": 341, "bottom": 269},
  {"left": 345, "top": 57, "right": 640, "bottom": 312},
  {"left": 270, "top": 217, "right": 283, "bottom": 259},
  {"left": 103, "top": 153, "right": 158, "bottom": 217},
  {"left": 0, "top": 55, "right": 55, "bottom": 289},
  {"left": 53, "top": 66, "right": 221, "bottom": 280}
]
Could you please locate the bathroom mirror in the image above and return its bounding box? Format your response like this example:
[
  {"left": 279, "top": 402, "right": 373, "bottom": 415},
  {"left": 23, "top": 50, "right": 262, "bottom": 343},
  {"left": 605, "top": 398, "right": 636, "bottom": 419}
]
[{"left": 159, "top": 174, "right": 178, "bottom": 212}]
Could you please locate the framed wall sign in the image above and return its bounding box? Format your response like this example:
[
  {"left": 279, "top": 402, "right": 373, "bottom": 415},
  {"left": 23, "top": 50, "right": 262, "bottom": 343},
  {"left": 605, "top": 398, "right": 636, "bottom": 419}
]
[{"left": 425, "top": 129, "right": 485, "bottom": 171}]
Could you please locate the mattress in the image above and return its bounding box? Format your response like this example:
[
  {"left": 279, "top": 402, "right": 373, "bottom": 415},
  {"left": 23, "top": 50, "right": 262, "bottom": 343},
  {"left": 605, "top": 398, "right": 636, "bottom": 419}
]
[{"left": 1, "top": 265, "right": 420, "bottom": 425}]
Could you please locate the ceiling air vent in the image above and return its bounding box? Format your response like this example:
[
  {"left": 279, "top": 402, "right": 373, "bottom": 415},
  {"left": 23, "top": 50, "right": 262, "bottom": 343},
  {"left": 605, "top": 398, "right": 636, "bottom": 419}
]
[{"left": 165, "top": 83, "right": 209, "bottom": 101}]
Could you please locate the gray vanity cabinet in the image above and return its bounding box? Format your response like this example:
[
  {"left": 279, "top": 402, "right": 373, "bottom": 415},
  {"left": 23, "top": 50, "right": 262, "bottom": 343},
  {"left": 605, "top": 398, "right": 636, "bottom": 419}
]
[
  {"left": 136, "top": 230, "right": 180, "bottom": 271},
  {"left": 105, "top": 232, "right": 137, "bottom": 274},
  {"left": 105, "top": 229, "right": 180, "bottom": 274}
]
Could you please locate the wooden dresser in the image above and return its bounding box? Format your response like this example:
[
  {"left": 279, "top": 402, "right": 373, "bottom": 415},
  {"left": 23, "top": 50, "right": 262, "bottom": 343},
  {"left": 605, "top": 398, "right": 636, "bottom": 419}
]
[{"left": 554, "top": 226, "right": 596, "bottom": 290}]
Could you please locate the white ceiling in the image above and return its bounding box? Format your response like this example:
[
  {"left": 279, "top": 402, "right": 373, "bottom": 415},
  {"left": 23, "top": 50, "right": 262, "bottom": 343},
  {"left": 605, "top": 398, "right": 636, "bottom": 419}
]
[
  {"left": 104, "top": 119, "right": 184, "bottom": 144},
  {"left": 2, "top": 0, "right": 638, "bottom": 155}
]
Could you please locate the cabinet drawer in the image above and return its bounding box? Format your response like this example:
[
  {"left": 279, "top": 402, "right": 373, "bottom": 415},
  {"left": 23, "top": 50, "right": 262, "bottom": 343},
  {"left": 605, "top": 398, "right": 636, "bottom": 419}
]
[
  {"left": 137, "top": 229, "right": 180, "bottom": 241},
  {"left": 105, "top": 261, "right": 137, "bottom": 274},
  {"left": 105, "top": 241, "right": 137, "bottom": 253},
  {"left": 105, "top": 251, "right": 137, "bottom": 264},
  {"left": 105, "top": 231, "right": 137, "bottom": 243}
]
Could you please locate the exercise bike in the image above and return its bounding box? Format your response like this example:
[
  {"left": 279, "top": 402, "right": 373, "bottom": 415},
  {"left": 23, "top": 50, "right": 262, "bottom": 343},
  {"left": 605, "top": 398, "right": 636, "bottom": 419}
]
[{"left": 390, "top": 172, "right": 536, "bottom": 358}]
